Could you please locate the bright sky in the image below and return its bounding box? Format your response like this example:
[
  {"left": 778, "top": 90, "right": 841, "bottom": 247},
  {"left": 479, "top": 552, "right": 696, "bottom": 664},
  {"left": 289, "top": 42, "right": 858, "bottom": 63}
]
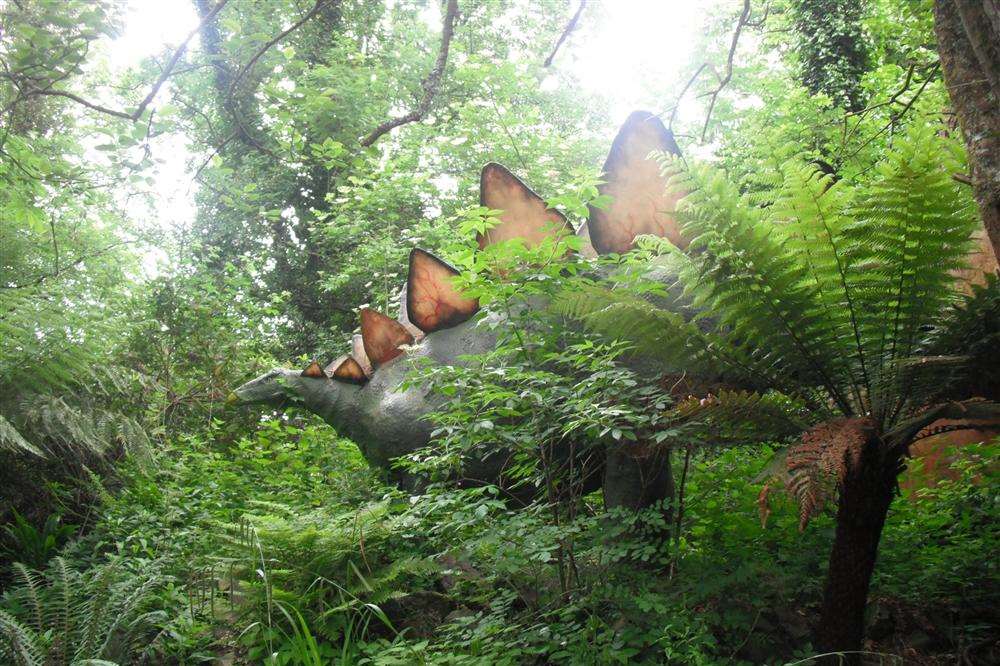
[{"left": 106, "top": 0, "right": 717, "bottom": 248}]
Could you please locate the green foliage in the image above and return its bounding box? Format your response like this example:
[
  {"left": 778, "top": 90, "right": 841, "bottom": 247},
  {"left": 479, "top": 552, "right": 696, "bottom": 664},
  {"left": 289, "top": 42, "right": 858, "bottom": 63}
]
[
  {"left": 0, "top": 0, "right": 154, "bottom": 527},
  {"left": 877, "top": 440, "right": 999, "bottom": 609},
  {"left": 790, "top": 0, "right": 870, "bottom": 110},
  {"left": 171, "top": 0, "right": 610, "bottom": 354},
  {"left": 2, "top": 0, "right": 997, "bottom": 663},
  {"left": 1, "top": 511, "right": 76, "bottom": 571},
  {"left": 0, "top": 557, "right": 164, "bottom": 665},
  {"left": 924, "top": 274, "right": 1000, "bottom": 400}
]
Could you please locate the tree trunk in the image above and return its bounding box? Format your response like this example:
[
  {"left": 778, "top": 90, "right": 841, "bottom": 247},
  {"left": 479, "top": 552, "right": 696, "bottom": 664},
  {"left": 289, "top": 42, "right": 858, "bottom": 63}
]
[
  {"left": 934, "top": 0, "right": 1000, "bottom": 265},
  {"left": 814, "top": 448, "right": 900, "bottom": 664}
]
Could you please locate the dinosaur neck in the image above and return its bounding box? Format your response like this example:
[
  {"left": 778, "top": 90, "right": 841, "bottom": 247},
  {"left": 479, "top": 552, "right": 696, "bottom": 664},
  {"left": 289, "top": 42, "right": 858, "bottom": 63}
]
[{"left": 290, "top": 374, "right": 364, "bottom": 428}]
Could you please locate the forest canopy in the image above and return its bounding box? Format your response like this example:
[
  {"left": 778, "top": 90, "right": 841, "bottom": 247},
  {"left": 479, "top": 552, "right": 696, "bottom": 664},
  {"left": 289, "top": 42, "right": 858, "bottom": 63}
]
[{"left": 1, "top": 0, "right": 998, "bottom": 664}]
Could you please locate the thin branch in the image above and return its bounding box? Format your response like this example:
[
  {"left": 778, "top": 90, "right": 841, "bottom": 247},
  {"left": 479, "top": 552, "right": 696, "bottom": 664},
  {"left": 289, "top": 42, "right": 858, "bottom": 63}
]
[
  {"left": 483, "top": 80, "right": 528, "bottom": 171},
  {"left": 665, "top": 63, "right": 707, "bottom": 130},
  {"left": 26, "top": 1, "right": 229, "bottom": 121},
  {"left": 700, "top": 0, "right": 752, "bottom": 142},
  {"left": 1, "top": 241, "right": 138, "bottom": 289},
  {"left": 543, "top": 0, "right": 587, "bottom": 68},
  {"left": 227, "top": 0, "right": 334, "bottom": 97},
  {"left": 359, "top": 0, "right": 459, "bottom": 147},
  {"left": 840, "top": 63, "right": 919, "bottom": 148},
  {"left": 189, "top": 131, "right": 238, "bottom": 189},
  {"left": 837, "top": 63, "right": 940, "bottom": 166},
  {"left": 48, "top": 217, "right": 59, "bottom": 278}
]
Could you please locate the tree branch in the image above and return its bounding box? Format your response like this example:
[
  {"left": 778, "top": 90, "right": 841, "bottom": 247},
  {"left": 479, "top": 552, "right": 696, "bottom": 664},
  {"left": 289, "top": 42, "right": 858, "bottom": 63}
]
[
  {"left": 227, "top": 0, "right": 335, "bottom": 98},
  {"left": 700, "top": 0, "right": 752, "bottom": 142},
  {"left": 543, "top": 0, "right": 587, "bottom": 68},
  {"left": 665, "top": 63, "right": 707, "bottom": 130},
  {"left": 1, "top": 240, "right": 138, "bottom": 289},
  {"left": 836, "top": 62, "right": 940, "bottom": 166},
  {"left": 27, "top": 0, "right": 229, "bottom": 121},
  {"left": 359, "top": 0, "right": 459, "bottom": 147}
]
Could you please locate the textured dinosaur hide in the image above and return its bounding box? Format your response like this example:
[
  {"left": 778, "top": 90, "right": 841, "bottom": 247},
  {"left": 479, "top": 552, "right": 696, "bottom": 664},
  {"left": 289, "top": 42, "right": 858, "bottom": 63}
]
[
  {"left": 396, "top": 284, "right": 426, "bottom": 340},
  {"left": 361, "top": 308, "right": 414, "bottom": 367},
  {"left": 587, "top": 110, "right": 686, "bottom": 255},
  {"left": 477, "top": 162, "right": 574, "bottom": 250},
  {"left": 407, "top": 248, "right": 480, "bottom": 333}
]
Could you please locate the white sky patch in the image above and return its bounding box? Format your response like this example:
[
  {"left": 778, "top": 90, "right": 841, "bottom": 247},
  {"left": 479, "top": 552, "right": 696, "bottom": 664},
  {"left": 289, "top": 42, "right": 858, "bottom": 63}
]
[
  {"left": 109, "top": 0, "right": 200, "bottom": 69},
  {"left": 105, "top": 0, "right": 200, "bottom": 276},
  {"left": 570, "top": 0, "right": 714, "bottom": 122}
]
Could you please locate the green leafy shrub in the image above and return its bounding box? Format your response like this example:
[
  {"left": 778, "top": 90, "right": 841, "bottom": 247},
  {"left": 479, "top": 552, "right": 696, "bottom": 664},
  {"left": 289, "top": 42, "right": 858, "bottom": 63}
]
[{"left": 1, "top": 511, "right": 77, "bottom": 571}]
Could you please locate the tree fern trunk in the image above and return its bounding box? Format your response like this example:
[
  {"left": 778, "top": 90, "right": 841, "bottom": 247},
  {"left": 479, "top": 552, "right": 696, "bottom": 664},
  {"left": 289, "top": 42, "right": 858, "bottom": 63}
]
[{"left": 814, "top": 447, "right": 899, "bottom": 664}]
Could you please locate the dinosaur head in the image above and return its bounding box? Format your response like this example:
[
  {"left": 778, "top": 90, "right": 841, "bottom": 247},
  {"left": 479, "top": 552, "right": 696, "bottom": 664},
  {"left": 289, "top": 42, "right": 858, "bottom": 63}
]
[{"left": 231, "top": 368, "right": 303, "bottom": 407}]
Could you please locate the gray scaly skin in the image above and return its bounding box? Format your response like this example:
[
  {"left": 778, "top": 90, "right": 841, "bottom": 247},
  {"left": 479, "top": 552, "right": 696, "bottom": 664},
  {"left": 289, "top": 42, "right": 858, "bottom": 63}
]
[{"left": 234, "top": 312, "right": 509, "bottom": 486}]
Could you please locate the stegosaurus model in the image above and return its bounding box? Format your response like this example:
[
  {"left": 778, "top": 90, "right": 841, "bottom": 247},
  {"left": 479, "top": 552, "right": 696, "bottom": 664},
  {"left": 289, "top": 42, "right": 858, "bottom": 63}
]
[{"left": 232, "top": 111, "right": 697, "bottom": 509}]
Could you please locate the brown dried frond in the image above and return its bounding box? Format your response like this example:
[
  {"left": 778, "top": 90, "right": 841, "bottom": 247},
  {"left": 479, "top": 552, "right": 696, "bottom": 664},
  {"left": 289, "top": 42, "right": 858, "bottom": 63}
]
[
  {"left": 786, "top": 417, "right": 874, "bottom": 531},
  {"left": 757, "top": 482, "right": 774, "bottom": 528},
  {"left": 673, "top": 389, "right": 758, "bottom": 419}
]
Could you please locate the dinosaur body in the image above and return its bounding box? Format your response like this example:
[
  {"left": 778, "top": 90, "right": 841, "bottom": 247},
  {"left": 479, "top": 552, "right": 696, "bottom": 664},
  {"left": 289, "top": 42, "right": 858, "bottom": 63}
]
[
  {"left": 234, "top": 111, "right": 688, "bottom": 507},
  {"left": 233, "top": 110, "right": 998, "bottom": 508}
]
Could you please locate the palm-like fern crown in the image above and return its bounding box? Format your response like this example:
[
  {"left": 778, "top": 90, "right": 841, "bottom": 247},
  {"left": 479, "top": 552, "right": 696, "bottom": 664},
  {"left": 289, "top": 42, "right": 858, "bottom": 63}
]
[{"left": 557, "top": 122, "right": 981, "bottom": 432}]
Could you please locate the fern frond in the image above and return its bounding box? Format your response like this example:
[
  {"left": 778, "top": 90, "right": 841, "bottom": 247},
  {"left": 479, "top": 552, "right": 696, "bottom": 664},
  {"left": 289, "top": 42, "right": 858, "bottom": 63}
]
[
  {"left": 841, "top": 123, "right": 978, "bottom": 421},
  {"left": 552, "top": 282, "right": 771, "bottom": 390},
  {"left": 1, "top": 558, "right": 164, "bottom": 665},
  {"left": 0, "top": 415, "right": 44, "bottom": 457},
  {"left": 922, "top": 274, "right": 1000, "bottom": 402},
  {"left": 73, "top": 559, "right": 120, "bottom": 662},
  {"left": 671, "top": 390, "right": 806, "bottom": 444},
  {"left": 785, "top": 417, "right": 874, "bottom": 530},
  {"left": 661, "top": 156, "right": 858, "bottom": 413},
  {"left": 0, "top": 608, "right": 43, "bottom": 666},
  {"left": 46, "top": 557, "right": 74, "bottom": 664},
  {"left": 95, "top": 566, "right": 162, "bottom": 661},
  {"left": 767, "top": 161, "right": 870, "bottom": 410},
  {"left": 9, "top": 564, "right": 44, "bottom": 634}
]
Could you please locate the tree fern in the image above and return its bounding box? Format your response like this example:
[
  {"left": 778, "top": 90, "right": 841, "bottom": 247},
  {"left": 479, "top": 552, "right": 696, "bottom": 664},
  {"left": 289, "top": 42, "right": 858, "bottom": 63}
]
[
  {"left": 556, "top": 120, "right": 999, "bottom": 565},
  {"left": 561, "top": 121, "right": 982, "bottom": 430}
]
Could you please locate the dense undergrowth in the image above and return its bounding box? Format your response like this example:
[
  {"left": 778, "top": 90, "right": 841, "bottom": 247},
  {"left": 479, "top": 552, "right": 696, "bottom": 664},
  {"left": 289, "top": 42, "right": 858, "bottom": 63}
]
[{"left": 3, "top": 413, "right": 995, "bottom": 664}]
